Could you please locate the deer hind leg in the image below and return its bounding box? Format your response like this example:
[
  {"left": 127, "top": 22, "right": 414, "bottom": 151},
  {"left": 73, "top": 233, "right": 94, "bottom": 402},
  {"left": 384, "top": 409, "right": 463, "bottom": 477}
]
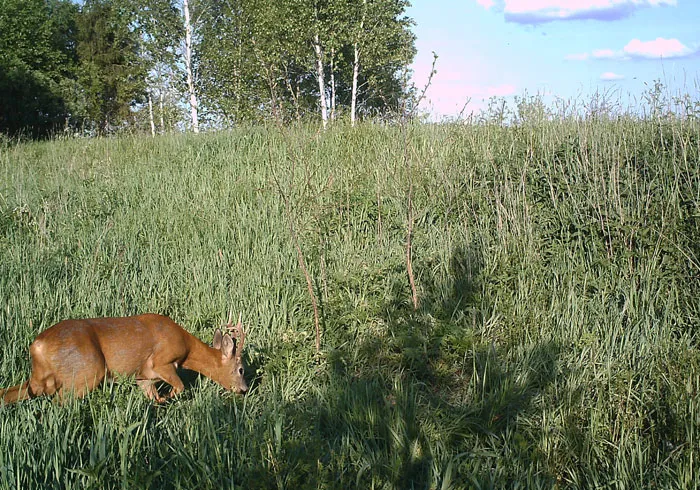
[
  {"left": 0, "top": 382, "right": 31, "bottom": 403},
  {"left": 27, "top": 349, "right": 61, "bottom": 398},
  {"left": 30, "top": 343, "right": 106, "bottom": 401},
  {"left": 27, "top": 338, "right": 74, "bottom": 399},
  {"left": 28, "top": 375, "right": 59, "bottom": 398}
]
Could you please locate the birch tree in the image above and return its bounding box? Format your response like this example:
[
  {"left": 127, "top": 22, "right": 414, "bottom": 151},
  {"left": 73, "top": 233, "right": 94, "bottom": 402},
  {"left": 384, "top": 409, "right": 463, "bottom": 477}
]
[
  {"left": 305, "top": 0, "right": 335, "bottom": 129},
  {"left": 312, "top": 31, "right": 328, "bottom": 129},
  {"left": 350, "top": 0, "right": 366, "bottom": 126},
  {"left": 348, "top": 0, "right": 415, "bottom": 124},
  {"left": 323, "top": 2, "right": 352, "bottom": 122},
  {"left": 189, "top": 0, "right": 415, "bottom": 126},
  {"left": 198, "top": 0, "right": 311, "bottom": 123},
  {"left": 182, "top": 0, "right": 199, "bottom": 132},
  {"left": 307, "top": 0, "right": 353, "bottom": 128},
  {"left": 133, "top": 0, "right": 180, "bottom": 134}
]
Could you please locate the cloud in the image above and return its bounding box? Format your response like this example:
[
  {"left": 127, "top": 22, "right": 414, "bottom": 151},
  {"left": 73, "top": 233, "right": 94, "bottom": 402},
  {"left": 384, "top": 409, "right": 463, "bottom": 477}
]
[
  {"left": 600, "top": 72, "right": 625, "bottom": 81},
  {"left": 566, "top": 38, "right": 697, "bottom": 61},
  {"left": 477, "top": 0, "right": 677, "bottom": 24},
  {"left": 623, "top": 37, "right": 693, "bottom": 58},
  {"left": 592, "top": 49, "right": 618, "bottom": 59},
  {"left": 566, "top": 49, "right": 619, "bottom": 61}
]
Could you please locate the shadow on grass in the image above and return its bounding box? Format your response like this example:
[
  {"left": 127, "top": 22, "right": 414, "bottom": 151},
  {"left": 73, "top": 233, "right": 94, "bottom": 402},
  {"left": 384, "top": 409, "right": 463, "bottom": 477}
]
[{"left": 255, "top": 242, "right": 562, "bottom": 488}]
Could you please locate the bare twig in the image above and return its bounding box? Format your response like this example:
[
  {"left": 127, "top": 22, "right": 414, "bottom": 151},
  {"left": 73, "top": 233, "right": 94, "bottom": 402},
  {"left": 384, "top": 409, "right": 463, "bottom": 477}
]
[
  {"left": 401, "top": 52, "right": 438, "bottom": 310},
  {"left": 267, "top": 144, "right": 322, "bottom": 354},
  {"left": 405, "top": 175, "right": 418, "bottom": 310},
  {"left": 263, "top": 68, "right": 323, "bottom": 354}
]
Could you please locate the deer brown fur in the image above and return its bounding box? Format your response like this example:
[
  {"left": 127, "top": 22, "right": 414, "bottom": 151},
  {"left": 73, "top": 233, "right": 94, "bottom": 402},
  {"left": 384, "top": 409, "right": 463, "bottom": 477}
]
[{"left": 0, "top": 313, "right": 248, "bottom": 404}]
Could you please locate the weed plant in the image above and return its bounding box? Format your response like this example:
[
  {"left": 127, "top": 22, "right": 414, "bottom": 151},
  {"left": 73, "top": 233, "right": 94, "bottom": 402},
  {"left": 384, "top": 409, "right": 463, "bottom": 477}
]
[{"left": 0, "top": 111, "right": 698, "bottom": 488}]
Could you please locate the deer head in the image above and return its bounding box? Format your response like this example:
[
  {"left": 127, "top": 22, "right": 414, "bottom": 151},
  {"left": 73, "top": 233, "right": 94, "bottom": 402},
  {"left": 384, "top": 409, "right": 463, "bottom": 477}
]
[{"left": 213, "top": 312, "right": 248, "bottom": 394}]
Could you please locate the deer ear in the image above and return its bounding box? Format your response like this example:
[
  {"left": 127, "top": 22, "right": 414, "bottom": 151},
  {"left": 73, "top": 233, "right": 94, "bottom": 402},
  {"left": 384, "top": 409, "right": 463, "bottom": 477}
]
[
  {"left": 213, "top": 328, "right": 223, "bottom": 350},
  {"left": 221, "top": 334, "right": 235, "bottom": 359}
]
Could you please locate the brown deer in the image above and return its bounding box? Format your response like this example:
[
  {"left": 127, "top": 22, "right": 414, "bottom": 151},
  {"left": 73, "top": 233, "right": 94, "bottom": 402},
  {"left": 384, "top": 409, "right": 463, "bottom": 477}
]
[{"left": 0, "top": 312, "right": 248, "bottom": 404}]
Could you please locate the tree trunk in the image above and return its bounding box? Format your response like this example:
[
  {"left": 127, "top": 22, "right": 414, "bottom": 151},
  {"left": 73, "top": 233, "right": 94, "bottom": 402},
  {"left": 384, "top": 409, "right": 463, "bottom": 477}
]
[
  {"left": 351, "top": 0, "right": 366, "bottom": 127},
  {"left": 148, "top": 92, "right": 156, "bottom": 137},
  {"left": 285, "top": 72, "right": 301, "bottom": 121},
  {"left": 159, "top": 90, "right": 165, "bottom": 133},
  {"left": 313, "top": 33, "right": 328, "bottom": 130},
  {"left": 183, "top": 0, "right": 199, "bottom": 133},
  {"left": 330, "top": 48, "right": 336, "bottom": 121},
  {"left": 351, "top": 42, "right": 360, "bottom": 127}
]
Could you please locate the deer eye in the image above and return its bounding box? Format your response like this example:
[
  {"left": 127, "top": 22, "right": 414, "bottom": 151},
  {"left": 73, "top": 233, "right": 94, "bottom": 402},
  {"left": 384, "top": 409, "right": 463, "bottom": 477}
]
[{"left": 238, "top": 368, "right": 244, "bottom": 375}]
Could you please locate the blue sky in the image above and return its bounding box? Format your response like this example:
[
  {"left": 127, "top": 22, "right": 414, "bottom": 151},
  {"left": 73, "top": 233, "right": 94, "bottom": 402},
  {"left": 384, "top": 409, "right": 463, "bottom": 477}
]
[{"left": 407, "top": 0, "right": 700, "bottom": 118}]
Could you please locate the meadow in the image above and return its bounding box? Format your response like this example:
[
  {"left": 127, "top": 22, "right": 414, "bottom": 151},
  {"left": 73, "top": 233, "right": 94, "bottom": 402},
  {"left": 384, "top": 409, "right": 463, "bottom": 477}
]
[{"left": 0, "top": 113, "right": 698, "bottom": 488}]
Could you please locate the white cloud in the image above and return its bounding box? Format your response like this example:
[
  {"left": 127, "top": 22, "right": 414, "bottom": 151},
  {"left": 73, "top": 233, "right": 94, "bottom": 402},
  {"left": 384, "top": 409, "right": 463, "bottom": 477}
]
[
  {"left": 600, "top": 72, "right": 625, "bottom": 81},
  {"left": 592, "top": 49, "right": 618, "bottom": 59},
  {"left": 566, "top": 37, "right": 696, "bottom": 61},
  {"left": 477, "top": 0, "right": 677, "bottom": 23},
  {"left": 623, "top": 37, "right": 693, "bottom": 58}
]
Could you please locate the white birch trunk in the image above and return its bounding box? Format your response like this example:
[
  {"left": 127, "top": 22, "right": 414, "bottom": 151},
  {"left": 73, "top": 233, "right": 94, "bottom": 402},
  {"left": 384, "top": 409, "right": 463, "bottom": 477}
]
[
  {"left": 330, "top": 48, "right": 336, "bottom": 121},
  {"left": 351, "top": 42, "right": 360, "bottom": 127},
  {"left": 313, "top": 33, "right": 328, "bottom": 130},
  {"left": 351, "top": 0, "right": 366, "bottom": 127},
  {"left": 159, "top": 90, "right": 165, "bottom": 133},
  {"left": 183, "top": 0, "right": 199, "bottom": 133},
  {"left": 148, "top": 92, "right": 156, "bottom": 137}
]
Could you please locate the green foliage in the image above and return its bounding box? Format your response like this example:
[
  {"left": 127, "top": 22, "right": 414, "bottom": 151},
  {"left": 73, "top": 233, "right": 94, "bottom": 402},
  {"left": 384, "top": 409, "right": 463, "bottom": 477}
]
[
  {"left": 0, "top": 114, "right": 698, "bottom": 487},
  {"left": 0, "top": 0, "right": 150, "bottom": 137},
  {"left": 0, "top": 0, "right": 416, "bottom": 135},
  {"left": 0, "top": 0, "right": 80, "bottom": 137},
  {"left": 197, "top": 0, "right": 416, "bottom": 124},
  {"left": 132, "top": 0, "right": 182, "bottom": 127},
  {"left": 197, "top": 0, "right": 307, "bottom": 122},
  {"left": 76, "top": 0, "right": 148, "bottom": 135},
  {"left": 347, "top": 0, "right": 416, "bottom": 114}
]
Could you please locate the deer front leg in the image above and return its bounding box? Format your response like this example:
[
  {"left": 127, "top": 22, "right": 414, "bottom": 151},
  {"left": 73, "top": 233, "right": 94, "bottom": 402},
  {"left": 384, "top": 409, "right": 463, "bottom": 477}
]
[
  {"left": 151, "top": 363, "right": 185, "bottom": 400},
  {"left": 136, "top": 379, "right": 162, "bottom": 402}
]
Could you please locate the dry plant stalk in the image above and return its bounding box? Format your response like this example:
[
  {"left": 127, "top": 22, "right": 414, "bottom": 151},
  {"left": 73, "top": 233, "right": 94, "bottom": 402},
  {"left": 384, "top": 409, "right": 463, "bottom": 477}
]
[
  {"left": 401, "top": 52, "right": 438, "bottom": 310},
  {"left": 263, "top": 71, "right": 323, "bottom": 354}
]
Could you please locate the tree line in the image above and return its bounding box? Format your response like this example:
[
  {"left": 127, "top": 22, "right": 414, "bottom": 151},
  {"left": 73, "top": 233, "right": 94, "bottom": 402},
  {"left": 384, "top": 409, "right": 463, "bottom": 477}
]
[{"left": 0, "top": 0, "right": 416, "bottom": 137}]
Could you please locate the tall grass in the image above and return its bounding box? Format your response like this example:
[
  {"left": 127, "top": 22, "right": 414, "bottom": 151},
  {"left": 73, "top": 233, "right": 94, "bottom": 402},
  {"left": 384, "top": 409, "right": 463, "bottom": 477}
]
[{"left": 0, "top": 112, "right": 698, "bottom": 488}]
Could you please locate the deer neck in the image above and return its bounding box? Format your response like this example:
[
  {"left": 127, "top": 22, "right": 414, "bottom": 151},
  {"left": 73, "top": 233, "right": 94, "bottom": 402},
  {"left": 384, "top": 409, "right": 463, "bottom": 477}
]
[{"left": 180, "top": 337, "right": 228, "bottom": 388}]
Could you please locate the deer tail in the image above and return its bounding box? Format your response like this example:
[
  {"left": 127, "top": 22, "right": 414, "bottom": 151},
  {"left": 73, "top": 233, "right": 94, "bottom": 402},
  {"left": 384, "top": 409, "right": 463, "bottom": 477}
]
[{"left": 0, "top": 381, "right": 31, "bottom": 404}]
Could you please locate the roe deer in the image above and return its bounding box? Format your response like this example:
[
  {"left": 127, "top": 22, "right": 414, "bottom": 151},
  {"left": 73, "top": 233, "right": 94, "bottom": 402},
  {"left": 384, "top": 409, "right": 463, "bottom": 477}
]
[{"left": 0, "top": 312, "right": 248, "bottom": 404}]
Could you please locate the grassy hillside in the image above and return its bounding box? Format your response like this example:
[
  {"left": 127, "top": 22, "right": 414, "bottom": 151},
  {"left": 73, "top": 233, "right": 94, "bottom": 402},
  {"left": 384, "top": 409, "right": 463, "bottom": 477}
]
[{"left": 0, "top": 118, "right": 698, "bottom": 488}]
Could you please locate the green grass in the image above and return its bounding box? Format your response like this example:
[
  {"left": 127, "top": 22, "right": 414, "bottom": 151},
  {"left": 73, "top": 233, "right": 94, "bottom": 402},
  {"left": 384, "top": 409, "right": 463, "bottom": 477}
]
[{"left": 0, "top": 115, "right": 698, "bottom": 489}]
